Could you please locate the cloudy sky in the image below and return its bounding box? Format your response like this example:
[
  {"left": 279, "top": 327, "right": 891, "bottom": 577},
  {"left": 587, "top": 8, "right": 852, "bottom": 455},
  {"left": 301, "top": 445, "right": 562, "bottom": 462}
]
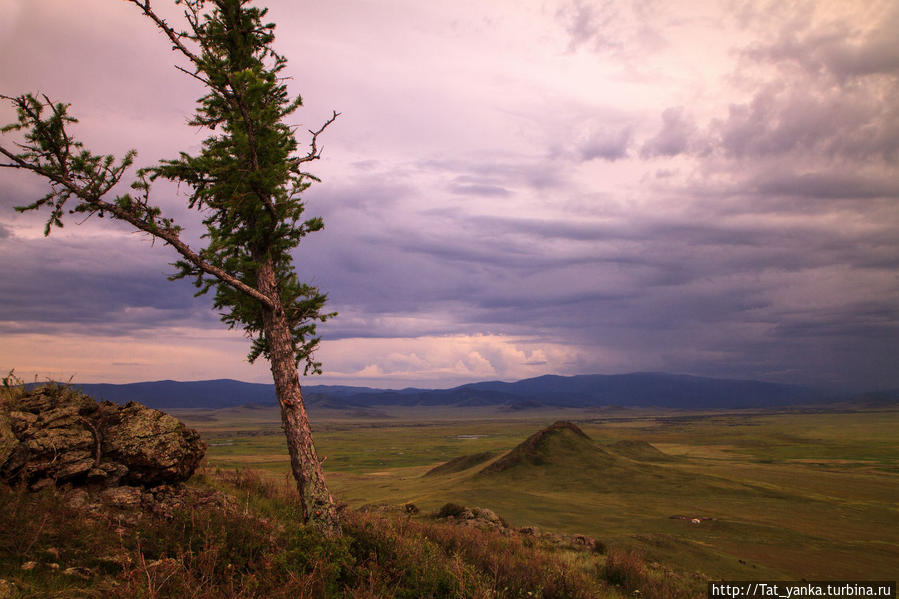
[{"left": 1, "top": 0, "right": 897, "bottom": 391}]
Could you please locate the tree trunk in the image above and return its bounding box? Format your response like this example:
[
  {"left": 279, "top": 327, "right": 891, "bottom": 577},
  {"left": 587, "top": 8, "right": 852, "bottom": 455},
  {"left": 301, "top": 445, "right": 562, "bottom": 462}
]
[{"left": 256, "top": 257, "right": 340, "bottom": 536}]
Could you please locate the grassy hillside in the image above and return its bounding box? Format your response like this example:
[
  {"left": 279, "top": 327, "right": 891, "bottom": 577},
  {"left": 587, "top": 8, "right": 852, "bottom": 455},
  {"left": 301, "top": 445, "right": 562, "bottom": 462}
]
[
  {"left": 0, "top": 469, "right": 694, "bottom": 598},
  {"left": 606, "top": 440, "right": 678, "bottom": 462},
  {"left": 425, "top": 451, "right": 496, "bottom": 476}
]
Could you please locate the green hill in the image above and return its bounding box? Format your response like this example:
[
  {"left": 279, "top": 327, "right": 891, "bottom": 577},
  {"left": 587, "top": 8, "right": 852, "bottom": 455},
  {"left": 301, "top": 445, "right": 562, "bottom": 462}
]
[
  {"left": 606, "top": 439, "right": 678, "bottom": 462},
  {"left": 478, "top": 421, "right": 607, "bottom": 474},
  {"left": 473, "top": 421, "right": 723, "bottom": 497},
  {"left": 424, "top": 451, "right": 496, "bottom": 476}
]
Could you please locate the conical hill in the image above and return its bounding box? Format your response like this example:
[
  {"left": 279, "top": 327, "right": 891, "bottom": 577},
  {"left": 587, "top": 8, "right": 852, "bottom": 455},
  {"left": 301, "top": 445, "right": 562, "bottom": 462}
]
[{"left": 478, "top": 421, "right": 617, "bottom": 476}]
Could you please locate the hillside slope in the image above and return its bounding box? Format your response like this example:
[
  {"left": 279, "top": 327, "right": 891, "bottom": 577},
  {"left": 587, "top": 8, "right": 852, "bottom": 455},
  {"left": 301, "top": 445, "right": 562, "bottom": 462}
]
[{"left": 0, "top": 469, "right": 697, "bottom": 598}]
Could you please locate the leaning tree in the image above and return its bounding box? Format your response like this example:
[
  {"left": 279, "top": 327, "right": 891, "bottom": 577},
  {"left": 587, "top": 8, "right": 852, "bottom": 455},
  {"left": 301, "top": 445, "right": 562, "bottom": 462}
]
[{"left": 0, "top": 0, "right": 340, "bottom": 534}]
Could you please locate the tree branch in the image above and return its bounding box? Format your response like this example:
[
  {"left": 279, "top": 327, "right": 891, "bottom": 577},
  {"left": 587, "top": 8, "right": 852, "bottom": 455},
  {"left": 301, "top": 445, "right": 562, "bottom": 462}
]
[
  {"left": 296, "top": 111, "right": 340, "bottom": 165},
  {"left": 174, "top": 64, "right": 212, "bottom": 87},
  {"left": 126, "top": 0, "right": 203, "bottom": 66},
  {"left": 0, "top": 142, "right": 276, "bottom": 309}
]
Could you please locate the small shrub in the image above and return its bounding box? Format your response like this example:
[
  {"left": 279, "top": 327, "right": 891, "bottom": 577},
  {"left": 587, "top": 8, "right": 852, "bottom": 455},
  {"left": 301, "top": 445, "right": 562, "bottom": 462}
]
[
  {"left": 436, "top": 502, "right": 467, "bottom": 518},
  {"left": 603, "top": 547, "right": 646, "bottom": 591},
  {"left": 343, "top": 510, "right": 488, "bottom": 598},
  {"left": 1, "top": 369, "right": 25, "bottom": 402},
  {"left": 415, "top": 516, "right": 603, "bottom": 598}
]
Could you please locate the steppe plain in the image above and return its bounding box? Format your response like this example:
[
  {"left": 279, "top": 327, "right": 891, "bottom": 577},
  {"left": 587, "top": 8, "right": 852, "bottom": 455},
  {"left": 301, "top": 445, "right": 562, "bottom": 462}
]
[{"left": 174, "top": 402, "right": 899, "bottom": 581}]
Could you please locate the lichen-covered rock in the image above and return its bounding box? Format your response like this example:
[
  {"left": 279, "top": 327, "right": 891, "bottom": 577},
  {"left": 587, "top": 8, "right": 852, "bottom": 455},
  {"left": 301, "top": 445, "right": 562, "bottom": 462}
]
[
  {"left": 101, "top": 402, "right": 205, "bottom": 486},
  {"left": 99, "top": 485, "right": 143, "bottom": 507},
  {"left": 2, "top": 388, "right": 99, "bottom": 487},
  {"left": 5, "top": 385, "right": 98, "bottom": 418},
  {"left": 1, "top": 385, "right": 205, "bottom": 490},
  {"left": 87, "top": 461, "right": 129, "bottom": 486}
]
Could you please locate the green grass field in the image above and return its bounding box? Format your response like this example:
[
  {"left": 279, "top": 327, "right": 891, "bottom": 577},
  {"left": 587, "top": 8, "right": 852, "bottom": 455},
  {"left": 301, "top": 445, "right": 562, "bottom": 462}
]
[{"left": 174, "top": 404, "right": 899, "bottom": 581}]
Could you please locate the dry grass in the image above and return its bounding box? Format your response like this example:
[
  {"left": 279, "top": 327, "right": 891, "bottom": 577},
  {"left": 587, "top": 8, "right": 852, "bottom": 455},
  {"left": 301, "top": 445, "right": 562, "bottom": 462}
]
[{"left": 0, "top": 467, "right": 696, "bottom": 598}]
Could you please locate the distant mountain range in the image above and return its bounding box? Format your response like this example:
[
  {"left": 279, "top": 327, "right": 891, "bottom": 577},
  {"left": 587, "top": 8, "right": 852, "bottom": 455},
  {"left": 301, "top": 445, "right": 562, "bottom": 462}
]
[{"left": 55, "top": 372, "right": 857, "bottom": 411}]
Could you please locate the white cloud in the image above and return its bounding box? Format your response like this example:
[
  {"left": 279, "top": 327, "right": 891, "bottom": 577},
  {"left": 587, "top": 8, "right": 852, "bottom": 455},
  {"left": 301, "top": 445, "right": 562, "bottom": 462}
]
[{"left": 312, "top": 334, "right": 594, "bottom": 388}]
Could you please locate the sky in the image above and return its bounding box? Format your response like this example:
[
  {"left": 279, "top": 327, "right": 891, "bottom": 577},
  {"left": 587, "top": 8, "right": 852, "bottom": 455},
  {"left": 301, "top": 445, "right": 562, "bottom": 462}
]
[{"left": 1, "top": 0, "right": 897, "bottom": 391}]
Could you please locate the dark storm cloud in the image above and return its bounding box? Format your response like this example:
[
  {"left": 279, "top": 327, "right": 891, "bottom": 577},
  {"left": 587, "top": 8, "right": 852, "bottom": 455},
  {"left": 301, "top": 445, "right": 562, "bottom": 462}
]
[
  {"left": 752, "top": 171, "right": 899, "bottom": 200},
  {"left": 708, "top": 301, "right": 899, "bottom": 389},
  {"left": 473, "top": 288, "right": 637, "bottom": 312},
  {"left": 309, "top": 183, "right": 899, "bottom": 365},
  {"left": 771, "top": 304, "right": 899, "bottom": 341},
  {"left": 452, "top": 214, "right": 899, "bottom": 278},
  {"left": 0, "top": 233, "right": 213, "bottom": 335}
]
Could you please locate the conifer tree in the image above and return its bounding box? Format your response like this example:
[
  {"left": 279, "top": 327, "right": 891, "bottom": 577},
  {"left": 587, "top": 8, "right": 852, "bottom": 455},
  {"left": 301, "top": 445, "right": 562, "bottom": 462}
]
[{"left": 0, "top": 0, "right": 340, "bottom": 534}]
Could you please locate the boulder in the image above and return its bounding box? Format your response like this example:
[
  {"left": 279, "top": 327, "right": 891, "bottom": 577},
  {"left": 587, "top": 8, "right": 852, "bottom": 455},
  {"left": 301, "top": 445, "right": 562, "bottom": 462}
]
[
  {"left": 1, "top": 385, "right": 206, "bottom": 490},
  {"left": 101, "top": 402, "right": 205, "bottom": 486}
]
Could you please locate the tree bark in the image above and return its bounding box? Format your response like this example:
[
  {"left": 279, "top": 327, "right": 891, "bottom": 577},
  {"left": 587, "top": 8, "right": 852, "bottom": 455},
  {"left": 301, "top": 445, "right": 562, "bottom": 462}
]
[{"left": 256, "top": 256, "right": 340, "bottom": 536}]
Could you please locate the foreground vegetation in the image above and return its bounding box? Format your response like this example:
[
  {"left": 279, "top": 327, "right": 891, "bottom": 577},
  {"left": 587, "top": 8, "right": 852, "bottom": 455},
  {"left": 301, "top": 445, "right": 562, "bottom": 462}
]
[{"left": 0, "top": 468, "right": 695, "bottom": 598}]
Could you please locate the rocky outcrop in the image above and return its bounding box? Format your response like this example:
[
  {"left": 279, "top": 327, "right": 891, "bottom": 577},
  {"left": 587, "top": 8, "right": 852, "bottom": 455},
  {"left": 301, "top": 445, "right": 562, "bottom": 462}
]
[
  {"left": 1, "top": 385, "right": 206, "bottom": 490},
  {"left": 434, "top": 501, "right": 603, "bottom": 551}
]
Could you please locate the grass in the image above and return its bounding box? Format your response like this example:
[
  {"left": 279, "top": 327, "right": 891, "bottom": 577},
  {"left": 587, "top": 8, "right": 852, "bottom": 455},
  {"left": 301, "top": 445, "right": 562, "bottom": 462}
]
[
  {"left": 174, "top": 404, "right": 899, "bottom": 581},
  {"left": 0, "top": 468, "right": 697, "bottom": 598}
]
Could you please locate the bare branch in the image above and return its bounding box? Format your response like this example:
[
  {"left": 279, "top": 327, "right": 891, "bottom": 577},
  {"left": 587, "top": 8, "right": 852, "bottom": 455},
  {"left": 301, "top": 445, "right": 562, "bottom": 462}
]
[
  {"left": 296, "top": 111, "right": 340, "bottom": 165},
  {"left": 174, "top": 64, "right": 212, "bottom": 87},
  {"left": 126, "top": 0, "right": 203, "bottom": 66},
  {"left": 0, "top": 146, "right": 27, "bottom": 166}
]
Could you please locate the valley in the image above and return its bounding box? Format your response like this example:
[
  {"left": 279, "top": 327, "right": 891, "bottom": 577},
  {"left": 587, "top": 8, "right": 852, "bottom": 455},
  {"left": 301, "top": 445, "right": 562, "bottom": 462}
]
[{"left": 174, "top": 403, "right": 899, "bottom": 582}]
